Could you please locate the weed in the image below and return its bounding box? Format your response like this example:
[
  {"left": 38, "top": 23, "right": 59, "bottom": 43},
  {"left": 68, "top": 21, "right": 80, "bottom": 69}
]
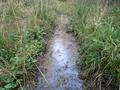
[
  {"left": 0, "top": 0, "right": 55, "bottom": 89},
  {"left": 70, "top": 0, "right": 120, "bottom": 89}
]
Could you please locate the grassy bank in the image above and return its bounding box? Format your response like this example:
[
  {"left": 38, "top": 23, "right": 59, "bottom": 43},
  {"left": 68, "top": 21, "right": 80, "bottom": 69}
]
[
  {"left": 0, "top": 0, "right": 55, "bottom": 89},
  {"left": 70, "top": 0, "right": 120, "bottom": 89}
]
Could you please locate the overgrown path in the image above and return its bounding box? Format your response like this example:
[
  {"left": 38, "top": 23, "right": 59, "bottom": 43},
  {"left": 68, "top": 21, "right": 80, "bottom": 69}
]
[{"left": 35, "top": 15, "right": 83, "bottom": 90}]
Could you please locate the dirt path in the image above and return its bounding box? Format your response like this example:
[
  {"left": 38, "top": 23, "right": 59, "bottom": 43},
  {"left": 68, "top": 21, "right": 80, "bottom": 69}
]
[{"left": 34, "top": 15, "right": 83, "bottom": 90}]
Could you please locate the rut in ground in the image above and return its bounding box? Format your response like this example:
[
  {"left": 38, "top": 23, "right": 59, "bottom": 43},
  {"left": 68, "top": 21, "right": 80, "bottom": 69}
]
[{"left": 35, "top": 15, "right": 83, "bottom": 90}]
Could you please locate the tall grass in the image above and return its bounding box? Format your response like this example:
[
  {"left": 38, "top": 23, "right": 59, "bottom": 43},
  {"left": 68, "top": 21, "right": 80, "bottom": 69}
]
[
  {"left": 70, "top": 0, "right": 120, "bottom": 89},
  {"left": 0, "top": 0, "right": 55, "bottom": 89},
  {"left": 51, "top": 0, "right": 77, "bottom": 16}
]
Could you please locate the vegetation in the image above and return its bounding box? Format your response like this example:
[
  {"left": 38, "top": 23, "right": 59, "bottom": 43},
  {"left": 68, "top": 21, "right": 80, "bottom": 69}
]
[
  {"left": 58, "top": 0, "right": 67, "bottom": 2},
  {"left": 52, "top": 0, "right": 76, "bottom": 15},
  {"left": 70, "top": 0, "right": 120, "bottom": 89},
  {"left": 0, "top": 0, "right": 55, "bottom": 89},
  {"left": 0, "top": 0, "right": 120, "bottom": 90}
]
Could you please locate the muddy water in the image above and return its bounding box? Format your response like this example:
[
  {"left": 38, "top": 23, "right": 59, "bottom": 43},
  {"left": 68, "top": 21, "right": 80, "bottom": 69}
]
[{"left": 35, "top": 15, "right": 83, "bottom": 90}]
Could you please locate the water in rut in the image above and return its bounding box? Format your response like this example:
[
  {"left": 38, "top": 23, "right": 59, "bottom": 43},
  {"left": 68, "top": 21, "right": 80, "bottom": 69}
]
[{"left": 35, "top": 15, "right": 83, "bottom": 90}]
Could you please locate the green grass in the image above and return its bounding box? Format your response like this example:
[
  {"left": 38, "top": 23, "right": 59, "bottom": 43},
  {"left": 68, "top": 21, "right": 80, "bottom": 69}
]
[
  {"left": 51, "top": 0, "right": 77, "bottom": 15},
  {"left": 70, "top": 0, "right": 120, "bottom": 89},
  {"left": 0, "top": 0, "right": 55, "bottom": 89},
  {"left": 1, "top": 0, "right": 120, "bottom": 89}
]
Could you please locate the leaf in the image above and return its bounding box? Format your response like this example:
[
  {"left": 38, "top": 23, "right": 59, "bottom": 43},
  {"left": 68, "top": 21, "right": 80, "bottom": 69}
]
[
  {"left": 0, "top": 88, "right": 5, "bottom": 90},
  {"left": 4, "top": 83, "right": 13, "bottom": 89},
  {"left": 4, "top": 82, "right": 18, "bottom": 89}
]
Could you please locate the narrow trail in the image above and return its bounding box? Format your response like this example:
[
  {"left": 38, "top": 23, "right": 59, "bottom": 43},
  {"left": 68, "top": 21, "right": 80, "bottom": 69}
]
[{"left": 35, "top": 15, "right": 83, "bottom": 90}]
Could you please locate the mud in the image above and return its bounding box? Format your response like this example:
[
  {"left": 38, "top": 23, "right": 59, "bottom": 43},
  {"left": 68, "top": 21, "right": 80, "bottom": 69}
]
[{"left": 34, "top": 15, "right": 83, "bottom": 90}]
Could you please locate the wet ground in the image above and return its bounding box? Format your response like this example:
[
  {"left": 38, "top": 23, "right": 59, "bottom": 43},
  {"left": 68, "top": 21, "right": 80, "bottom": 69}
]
[{"left": 34, "top": 15, "right": 83, "bottom": 90}]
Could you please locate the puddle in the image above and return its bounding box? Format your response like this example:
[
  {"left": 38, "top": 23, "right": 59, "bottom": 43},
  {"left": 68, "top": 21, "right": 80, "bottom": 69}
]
[{"left": 34, "top": 15, "right": 83, "bottom": 90}]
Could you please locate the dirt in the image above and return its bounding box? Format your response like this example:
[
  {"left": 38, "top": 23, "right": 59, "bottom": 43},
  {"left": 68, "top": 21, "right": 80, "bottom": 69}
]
[{"left": 34, "top": 15, "right": 83, "bottom": 90}]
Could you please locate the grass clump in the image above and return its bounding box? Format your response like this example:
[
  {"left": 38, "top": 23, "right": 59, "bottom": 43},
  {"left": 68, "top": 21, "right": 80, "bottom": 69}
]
[
  {"left": 70, "top": 0, "right": 120, "bottom": 89},
  {"left": 0, "top": 0, "right": 55, "bottom": 89},
  {"left": 58, "top": 0, "right": 67, "bottom": 2}
]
